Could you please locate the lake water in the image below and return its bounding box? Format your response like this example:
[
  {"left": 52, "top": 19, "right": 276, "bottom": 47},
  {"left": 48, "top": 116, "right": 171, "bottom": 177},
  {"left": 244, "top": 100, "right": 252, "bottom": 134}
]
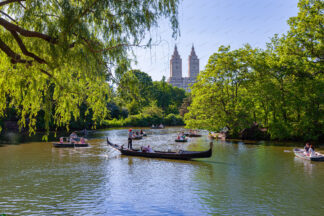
[{"left": 1, "top": 127, "right": 324, "bottom": 215}]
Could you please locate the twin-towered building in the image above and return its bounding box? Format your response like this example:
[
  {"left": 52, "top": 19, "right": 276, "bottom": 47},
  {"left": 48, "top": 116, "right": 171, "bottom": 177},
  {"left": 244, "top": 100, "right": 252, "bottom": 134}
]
[{"left": 167, "top": 45, "right": 199, "bottom": 92}]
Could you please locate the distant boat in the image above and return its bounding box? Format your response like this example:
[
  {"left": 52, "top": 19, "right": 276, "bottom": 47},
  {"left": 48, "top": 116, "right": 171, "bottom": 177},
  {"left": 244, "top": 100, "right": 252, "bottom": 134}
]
[
  {"left": 52, "top": 137, "right": 89, "bottom": 148},
  {"left": 184, "top": 133, "right": 202, "bottom": 137},
  {"left": 151, "top": 126, "right": 164, "bottom": 129},
  {"left": 208, "top": 132, "right": 226, "bottom": 140},
  {"left": 293, "top": 148, "right": 324, "bottom": 162},
  {"left": 175, "top": 138, "right": 188, "bottom": 142},
  {"left": 107, "top": 138, "right": 212, "bottom": 160}
]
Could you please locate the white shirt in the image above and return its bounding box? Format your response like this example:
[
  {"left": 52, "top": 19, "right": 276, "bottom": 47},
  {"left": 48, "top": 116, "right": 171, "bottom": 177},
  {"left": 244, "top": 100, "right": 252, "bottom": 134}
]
[{"left": 309, "top": 148, "right": 315, "bottom": 157}]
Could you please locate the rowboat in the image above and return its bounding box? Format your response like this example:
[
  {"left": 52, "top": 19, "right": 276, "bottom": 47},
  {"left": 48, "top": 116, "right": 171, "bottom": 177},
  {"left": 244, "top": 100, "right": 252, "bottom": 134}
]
[
  {"left": 107, "top": 138, "right": 212, "bottom": 160},
  {"left": 184, "top": 133, "right": 202, "bottom": 137},
  {"left": 175, "top": 139, "right": 188, "bottom": 142},
  {"left": 52, "top": 137, "right": 89, "bottom": 148},
  {"left": 293, "top": 148, "right": 324, "bottom": 162},
  {"left": 132, "top": 136, "right": 143, "bottom": 140}
]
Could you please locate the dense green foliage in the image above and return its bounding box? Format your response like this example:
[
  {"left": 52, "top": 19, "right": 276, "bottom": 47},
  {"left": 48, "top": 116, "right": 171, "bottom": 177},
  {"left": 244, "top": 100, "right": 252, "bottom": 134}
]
[
  {"left": 108, "top": 71, "right": 186, "bottom": 127},
  {"left": 185, "top": 0, "right": 324, "bottom": 141},
  {"left": 0, "top": 0, "right": 180, "bottom": 137},
  {"left": 151, "top": 77, "right": 186, "bottom": 115},
  {"left": 117, "top": 71, "right": 186, "bottom": 115},
  {"left": 118, "top": 70, "right": 154, "bottom": 114}
]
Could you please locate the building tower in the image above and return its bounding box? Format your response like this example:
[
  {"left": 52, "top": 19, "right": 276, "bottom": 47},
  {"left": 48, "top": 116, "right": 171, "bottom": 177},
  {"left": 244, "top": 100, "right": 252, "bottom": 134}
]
[
  {"left": 188, "top": 45, "right": 199, "bottom": 78},
  {"left": 170, "top": 45, "right": 182, "bottom": 78}
]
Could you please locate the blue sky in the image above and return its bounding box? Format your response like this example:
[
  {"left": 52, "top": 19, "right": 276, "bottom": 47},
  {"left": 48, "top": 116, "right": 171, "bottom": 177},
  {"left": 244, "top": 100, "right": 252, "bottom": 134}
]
[{"left": 131, "top": 0, "right": 299, "bottom": 81}]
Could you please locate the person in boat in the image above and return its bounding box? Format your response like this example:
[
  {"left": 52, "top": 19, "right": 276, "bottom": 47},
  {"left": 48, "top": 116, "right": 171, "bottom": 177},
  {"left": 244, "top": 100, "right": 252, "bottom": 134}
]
[
  {"left": 147, "top": 145, "right": 154, "bottom": 153},
  {"left": 70, "top": 132, "right": 78, "bottom": 138},
  {"left": 304, "top": 142, "right": 310, "bottom": 154},
  {"left": 128, "top": 129, "right": 133, "bottom": 149},
  {"left": 141, "top": 146, "right": 148, "bottom": 152},
  {"left": 181, "top": 132, "right": 186, "bottom": 140},
  {"left": 140, "top": 129, "right": 144, "bottom": 135},
  {"left": 309, "top": 144, "right": 316, "bottom": 157},
  {"left": 79, "top": 137, "right": 86, "bottom": 144},
  {"left": 70, "top": 132, "right": 78, "bottom": 143}
]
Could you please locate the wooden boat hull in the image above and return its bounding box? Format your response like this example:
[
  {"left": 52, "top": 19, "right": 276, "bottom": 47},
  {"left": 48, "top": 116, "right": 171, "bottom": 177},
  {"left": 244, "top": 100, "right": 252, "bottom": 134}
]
[
  {"left": 107, "top": 138, "right": 212, "bottom": 160},
  {"left": 53, "top": 143, "right": 89, "bottom": 148},
  {"left": 293, "top": 148, "right": 324, "bottom": 162},
  {"left": 175, "top": 139, "right": 188, "bottom": 142}
]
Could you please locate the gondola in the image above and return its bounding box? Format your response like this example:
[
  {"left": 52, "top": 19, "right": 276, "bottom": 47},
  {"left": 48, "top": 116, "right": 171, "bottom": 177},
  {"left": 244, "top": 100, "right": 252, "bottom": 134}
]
[
  {"left": 293, "top": 148, "right": 324, "bottom": 162},
  {"left": 52, "top": 137, "right": 89, "bottom": 148},
  {"left": 175, "top": 139, "right": 188, "bottom": 142},
  {"left": 107, "top": 138, "right": 212, "bottom": 160}
]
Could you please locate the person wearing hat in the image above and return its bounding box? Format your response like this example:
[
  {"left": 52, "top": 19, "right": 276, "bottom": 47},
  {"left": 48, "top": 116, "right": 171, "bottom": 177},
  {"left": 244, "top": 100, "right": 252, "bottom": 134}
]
[{"left": 128, "top": 129, "right": 133, "bottom": 149}]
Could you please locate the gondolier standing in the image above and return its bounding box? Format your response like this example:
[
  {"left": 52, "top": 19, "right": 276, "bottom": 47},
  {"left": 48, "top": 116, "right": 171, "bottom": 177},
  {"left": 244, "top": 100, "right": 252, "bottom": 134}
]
[{"left": 128, "top": 129, "right": 133, "bottom": 149}]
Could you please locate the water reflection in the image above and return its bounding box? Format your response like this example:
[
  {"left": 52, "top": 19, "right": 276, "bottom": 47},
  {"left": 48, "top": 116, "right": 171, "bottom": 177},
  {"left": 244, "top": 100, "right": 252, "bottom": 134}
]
[{"left": 293, "top": 157, "right": 315, "bottom": 176}]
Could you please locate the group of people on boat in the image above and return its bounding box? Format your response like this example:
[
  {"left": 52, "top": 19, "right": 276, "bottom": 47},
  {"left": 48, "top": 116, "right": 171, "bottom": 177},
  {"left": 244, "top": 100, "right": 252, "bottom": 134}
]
[
  {"left": 177, "top": 132, "right": 186, "bottom": 140},
  {"left": 69, "top": 132, "right": 86, "bottom": 144},
  {"left": 304, "top": 142, "right": 316, "bottom": 157},
  {"left": 140, "top": 145, "right": 154, "bottom": 153},
  {"left": 57, "top": 132, "right": 86, "bottom": 144}
]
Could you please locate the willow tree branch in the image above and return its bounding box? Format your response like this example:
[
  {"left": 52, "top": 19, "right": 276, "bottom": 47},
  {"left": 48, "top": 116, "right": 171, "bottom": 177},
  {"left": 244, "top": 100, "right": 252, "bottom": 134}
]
[
  {"left": 0, "top": 0, "right": 25, "bottom": 7},
  {"left": 10, "top": 30, "right": 47, "bottom": 64},
  {"left": 0, "top": 10, "right": 17, "bottom": 23},
  {"left": 79, "top": 0, "right": 101, "bottom": 18},
  {"left": 0, "top": 37, "right": 31, "bottom": 64},
  {"left": 0, "top": 17, "right": 57, "bottom": 43}
]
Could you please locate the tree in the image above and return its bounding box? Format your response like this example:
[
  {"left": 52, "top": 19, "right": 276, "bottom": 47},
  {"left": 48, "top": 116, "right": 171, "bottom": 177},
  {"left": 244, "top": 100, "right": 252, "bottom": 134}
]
[
  {"left": 151, "top": 76, "right": 186, "bottom": 115},
  {"left": 0, "top": 0, "right": 180, "bottom": 137},
  {"left": 185, "top": 0, "right": 324, "bottom": 140},
  {"left": 179, "top": 95, "right": 191, "bottom": 117},
  {"left": 185, "top": 45, "right": 255, "bottom": 135},
  {"left": 118, "top": 69, "right": 153, "bottom": 114}
]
